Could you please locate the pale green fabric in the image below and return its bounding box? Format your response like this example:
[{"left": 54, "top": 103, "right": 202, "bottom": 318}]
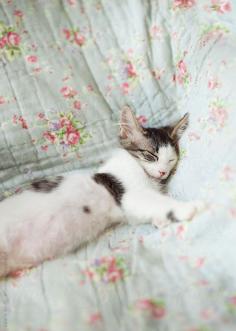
[{"left": 1, "top": 1, "right": 236, "bottom": 331}]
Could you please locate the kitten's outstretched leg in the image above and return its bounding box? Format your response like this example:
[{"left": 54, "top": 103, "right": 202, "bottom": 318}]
[{"left": 122, "top": 189, "right": 206, "bottom": 229}]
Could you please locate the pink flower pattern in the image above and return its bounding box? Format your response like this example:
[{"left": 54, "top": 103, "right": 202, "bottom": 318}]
[
  {"left": 63, "top": 28, "right": 86, "bottom": 46},
  {"left": 0, "top": 4, "right": 236, "bottom": 330},
  {"left": 135, "top": 298, "right": 166, "bottom": 319},
  {"left": 0, "top": 21, "right": 22, "bottom": 60},
  {"left": 209, "top": 0, "right": 232, "bottom": 14},
  {"left": 81, "top": 256, "right": 129, "bottom": 284},
  {"left": 173, "top": 0, "right": 196, "bottom": 9},
  {"left": 42, "top": 112, "right": 89, "bottom": 151}
]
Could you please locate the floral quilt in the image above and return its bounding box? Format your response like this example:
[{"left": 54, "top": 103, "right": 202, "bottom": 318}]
[{"left": 1, "top": 1, "right": 236, "bottom": 330}]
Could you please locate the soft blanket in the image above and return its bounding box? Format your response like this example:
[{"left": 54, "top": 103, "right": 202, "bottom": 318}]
[{"left": 0, "top": 1, "right": 236, "bottom": 330}]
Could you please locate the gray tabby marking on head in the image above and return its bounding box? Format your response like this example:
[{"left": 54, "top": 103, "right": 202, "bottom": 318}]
[
  {"left": 119, "top": 106, "right": 189, "bottom": 182},
  {"left": 119, "top": 106, "right": 189, "bottom": 156},
  {"left": 30, "top": 176, "right": 64, "bottom": 193}
]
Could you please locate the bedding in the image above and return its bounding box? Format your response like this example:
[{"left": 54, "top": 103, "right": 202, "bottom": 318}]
[{"left": 1, "top": 0, "right": 236, "bottom": 330}]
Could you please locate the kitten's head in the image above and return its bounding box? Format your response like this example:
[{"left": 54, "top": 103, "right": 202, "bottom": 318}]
[{"left": 119, "top": 106, "right": 189, "bottom": 181}]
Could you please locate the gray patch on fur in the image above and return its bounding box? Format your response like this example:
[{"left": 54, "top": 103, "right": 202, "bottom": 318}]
[
  {"left": 167, "top": 211, "right": 180, "bottom": 223},
  {"left": 30, "top": 176, "right": 64, "bottom": 193},
  {"left": 83, "top": 206, "right": 91, "bottom": 214},
  {"left": 93, "top": 173, "right": 125, "bottom": 205}
]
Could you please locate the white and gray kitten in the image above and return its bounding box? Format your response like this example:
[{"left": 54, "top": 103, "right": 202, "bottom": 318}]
[{"left": 0, "top": 106, "right": 205, "bottom": 277}]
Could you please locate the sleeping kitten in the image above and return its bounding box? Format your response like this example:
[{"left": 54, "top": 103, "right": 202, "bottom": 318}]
[{"left": 0, "top": 106, "right": 205, "bottom": 277}]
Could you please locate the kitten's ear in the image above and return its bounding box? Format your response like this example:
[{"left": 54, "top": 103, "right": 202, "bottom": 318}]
[
  {"left": 119, "top": 105, "right": 144, "bottom": 145},
  {"left": 169, "top": 113, "right": 189, "bottom": 141}
]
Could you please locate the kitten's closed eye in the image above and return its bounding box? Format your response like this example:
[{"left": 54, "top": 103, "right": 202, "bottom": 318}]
[{"left": 140, "top": 150, "right": 158, "bottom": 162}]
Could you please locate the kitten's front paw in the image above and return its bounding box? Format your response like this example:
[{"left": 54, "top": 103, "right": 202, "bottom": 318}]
[
  {"left": 152, "top": 215, "right": 171, "bottom": 229},
  {"left": 168, "top": 200, "right": 207, "bottom": 223}
]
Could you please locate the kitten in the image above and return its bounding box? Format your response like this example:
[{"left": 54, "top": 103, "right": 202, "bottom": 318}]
[{"left": 0, "top": 106, "right": 205, "bottom": 277}]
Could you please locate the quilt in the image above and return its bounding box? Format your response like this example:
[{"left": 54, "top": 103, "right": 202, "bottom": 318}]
[{"left": 1, "top": 1, "right": 236, "bottom": 330}]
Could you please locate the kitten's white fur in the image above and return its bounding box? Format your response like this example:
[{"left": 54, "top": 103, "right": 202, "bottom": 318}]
[
  {"left": 99, "top": 148, "right": 202, "bottom": 226},
  {"left": 0, "top": 175, "right": 123, "bottom": 276},
  {"left": 0, "top": 108, "right": 205, "bottom": 277}
]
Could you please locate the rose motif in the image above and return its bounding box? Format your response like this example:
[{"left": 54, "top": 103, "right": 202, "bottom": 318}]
[
  {"left": 73, "top": 100, "right": 81, "bottom": 110},
  {"left": 60, "top": 117, "right": 71, "bottom": 127},
  {"left": 0, "top": 36, "right": 7, "bottom": 48},
  {"left": 174, "top": 0, "right": 196, "bottom": 8},
  {"left": 126, "top": 62, "right": 137, "bottom": 78},
  {"left": 60, "top": 86, "right": 77, "bottom": 98},
  {"left": 136, "top": 299, "right": 166, "bottom": 319},
  {"left": 74, "top": 32, "right": 85, "bottom": 46},
  {"left": 63, "top": 28, "right": 71, "bottom": 40},
  {"left": 7, "top": 32, "right": 21, "bottom": 46},
  {"left": 178, "top": 60, "right": 187, "bottom": 75},
  {"left": 43, "top": 131, "right": 56, "bottom": 143},
  {"left": 66, "top": 130, "right": 80, "bottom": 145},
  {"left": 26, "top": 55, "right": 38, "bottom": 63}
]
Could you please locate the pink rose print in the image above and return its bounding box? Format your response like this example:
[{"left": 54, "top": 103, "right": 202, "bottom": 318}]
[
  {"left": 73, "top": 100, "right": 81, "bottom": 110},
  {"left": 176, "top": 224, "right": 187, "bottom": 240},
  {"left": 200, "top": 25, "right": 229, "bottom": 48},
  {"left": 230, "top": 208, "right": 236, "bottom": 218},
  {"left": 0, "top": 96, "right": 5, "bottom": 105},
  {"left": 74, "top": 32, "right": 85, "bottom": 46},
  {"left": 174, "top": 58, "right": 191, "bottom": 86},
  {"left": 229, "top": 296, "right": 236, "bottom": 306},
  {"left": 60, "top": 86, "right": 77, "bottom": 98},
  {"left": 41, "top": 145, "right": 48, "bottom": 152},
  {"left": 188, "top": 132, "right": 200, "bottom": 141},
  {"left": 178, "top": 60, "right": 187, "bottom": 75},
  {"left": 66, "top": 127, "right": 81, "bottom": 145},
  {"left": 0, "top": 36, "right": 7, "bottom": 48},
  {"left": 87, "top": 84, "right": 94, "bottom": 92},
  {"left": 63, "top": 28, "right": 86, "bottom": 46},
  {"left": 173, "top": 0, "right": 196, "bottom": 9},
  {"left": 0, "top": 22, "right": 22, "bottom": 60},
  {"left": 208, "top": 78, "right": 220, "bottom": 90},
  {"left": 13, "top": 115, "right": 28, "bottom": 129},
  {"left": 59, "top": 117, "right": 71, "bottom": 127},
  {"left": 14, "top": 10, "right": 23, "bottom": 18},
  {"left": 150, "top": 25, "right": 162, "bottom": 40},
  {"left": 227, "top": 295, "right": 236, "bottom": 314},
  {"left": 63, "top": 28, "right": 71, "bottom": 40},
  {"left": 82, "top": 256, "right": 129, "bottom": 284},
  {"left": 7, "top": 31, "right": 21, "bottom": 46},
  {"left": 209, "top": 99, "right": 228, "bottom": 128},
  {"left": 67, "top": 0, "right": 77, "bottom": 5},
  {"left": 221, "top": 165, "right": 235, "bottom": 181},
  {"left": 210, "top": 0, "right": 232, "bottom": 13},
  {"left": 42, "top": 113, "right": 90, "bottom": 151},
  {"left": 88, "top": 312, "right": 102, "bottom": 325},
  {"left": 121, "top": 82, "right": 130, "bottom": 95},
  {"left": 201, "top": 309, "right": 215, "bottom": 320},
  {"left": 126, "top": 62, "right": 137, "bottom": 78},
  {"left": 26, "top": 55, "right": 38, "bottom": 63},
  {"left": 194, "top": 257, "right": 205, "bottom": 269},
  {"left": 43, "top": 131, "right": 56, "bottom": 143},
  {"left": 135, "top": 298, "right": 166, "bottom": 319}
]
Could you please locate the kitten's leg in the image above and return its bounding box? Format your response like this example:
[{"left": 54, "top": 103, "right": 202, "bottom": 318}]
[{"left": 122, "top": 190, "right": 206, "bottom": 228}]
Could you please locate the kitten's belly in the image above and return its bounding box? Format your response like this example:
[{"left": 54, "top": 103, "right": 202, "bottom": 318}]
[{"left": 0, "top": 174, "right": 123, "bottom": 276}]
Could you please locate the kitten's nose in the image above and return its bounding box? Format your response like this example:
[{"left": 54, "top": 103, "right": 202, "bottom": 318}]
[{"left": 159, "top": 171, "right": 166, "bottom": 177}]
